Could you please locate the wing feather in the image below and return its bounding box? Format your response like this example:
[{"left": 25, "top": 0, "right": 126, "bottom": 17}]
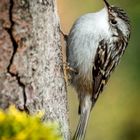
[{"left": 92, "top": 39, "right": 126, "bottom": 101}]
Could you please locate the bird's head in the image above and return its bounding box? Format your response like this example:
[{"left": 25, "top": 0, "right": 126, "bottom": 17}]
[{"left": 103, "top": 0, "right": 131, "bottom": 40}]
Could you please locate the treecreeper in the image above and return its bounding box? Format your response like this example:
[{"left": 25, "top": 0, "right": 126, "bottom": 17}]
[{"left": 67, "top": 0, "right": 131, "bottom": 139}]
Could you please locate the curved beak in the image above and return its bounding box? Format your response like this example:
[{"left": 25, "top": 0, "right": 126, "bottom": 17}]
[{"left": 103, "top": 0, "right": 111, "bottom": 10}]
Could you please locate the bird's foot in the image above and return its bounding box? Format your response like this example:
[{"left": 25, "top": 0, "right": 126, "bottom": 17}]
[
  {"left": 63, "top": 62, "right": 77, "bottom": 85},
  {"left": 63, "top": 62, "right": 77, "bottom": 73}
]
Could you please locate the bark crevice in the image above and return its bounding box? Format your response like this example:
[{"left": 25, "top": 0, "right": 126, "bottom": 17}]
[
  {"left": 6, "top": 0, "right": 28, "bottom": 113},
  {"left": 7, "top": 0, "right": 17, "bottom": 70}
]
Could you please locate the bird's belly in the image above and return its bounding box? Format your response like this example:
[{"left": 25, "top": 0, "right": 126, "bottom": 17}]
[
  {"left": 72, "top": 72, "right": 93, "bottom": 95},
  {"left": 70, "top": 52, "right": 94, "bottom": 94},
  {"left": 68, "top": 34, "right": 99, "bottom": 94}
]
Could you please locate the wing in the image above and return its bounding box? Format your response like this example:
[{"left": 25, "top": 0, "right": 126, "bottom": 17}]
[{"left": 92, "top": 39, "right": 126, "bottom": 101}]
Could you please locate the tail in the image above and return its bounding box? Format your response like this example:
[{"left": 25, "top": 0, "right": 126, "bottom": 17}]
[{"left": 73, "top": 95, "right": 92, "bottom": 140}]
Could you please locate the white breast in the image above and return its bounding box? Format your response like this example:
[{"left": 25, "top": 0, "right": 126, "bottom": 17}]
[{"left": 68, "top": 7, "right": 112, "bottom": 80}]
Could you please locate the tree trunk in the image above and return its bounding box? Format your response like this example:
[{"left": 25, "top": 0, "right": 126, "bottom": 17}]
[{"left": 0, "top": 0, "right": 69, "bottom": 139}]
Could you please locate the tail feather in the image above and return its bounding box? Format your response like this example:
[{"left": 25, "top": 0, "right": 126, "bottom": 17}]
[{"left": 73, "top": 95, "right": 92, "bottom": 140}]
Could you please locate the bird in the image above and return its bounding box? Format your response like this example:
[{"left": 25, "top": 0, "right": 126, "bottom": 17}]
[{"left": 67, "top": 0, "right": 131, "bottom": 140}]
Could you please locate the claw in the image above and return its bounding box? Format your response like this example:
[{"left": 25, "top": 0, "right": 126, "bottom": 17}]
[
  {"left": 63, "top": 62, "right": 77, "bottom": 85},
  {"left": 59, "top": 27, "right": 68, "bottom": 42},
  {"left": 64, "top": 62, "right": 77, "bottom": 73}
]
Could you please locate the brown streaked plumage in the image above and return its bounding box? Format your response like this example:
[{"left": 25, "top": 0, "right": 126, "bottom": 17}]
[{"left": 67, "top": 0, "right": 131, "bottom": 140}]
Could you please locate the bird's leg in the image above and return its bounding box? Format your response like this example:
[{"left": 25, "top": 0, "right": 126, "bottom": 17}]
[
  {"left": 58, "top": 26, "right": 69, "bottom": 84},
  {"left": 59, "top": 26, "right": 77, "bottom": 83},
  {"left": 64, "top": 62, "right": 77, "bottom": 73},
  {"left": 63, "top": 62, "right": 77, "bottom": 83},
  {"left": 59, "top": 26, "right": 77, "bottom": 84}
]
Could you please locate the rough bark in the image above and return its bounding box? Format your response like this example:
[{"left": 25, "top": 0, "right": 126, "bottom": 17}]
[{"left": 0, "top": 0, "right": 69, "bottom": 139}]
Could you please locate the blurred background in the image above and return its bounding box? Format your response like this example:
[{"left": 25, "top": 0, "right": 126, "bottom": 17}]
[{"left": 58, "top": 0, "right": 140, "bottom": 140}]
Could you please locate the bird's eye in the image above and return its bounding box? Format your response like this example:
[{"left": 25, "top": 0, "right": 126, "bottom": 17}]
[{"left": 111, "top": 19, "right": 117, "bottom": 25}]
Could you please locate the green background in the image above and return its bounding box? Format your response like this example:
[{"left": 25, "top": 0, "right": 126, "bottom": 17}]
[{"left": 58, "top": 0, "right": 140, "bottom": 140}]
